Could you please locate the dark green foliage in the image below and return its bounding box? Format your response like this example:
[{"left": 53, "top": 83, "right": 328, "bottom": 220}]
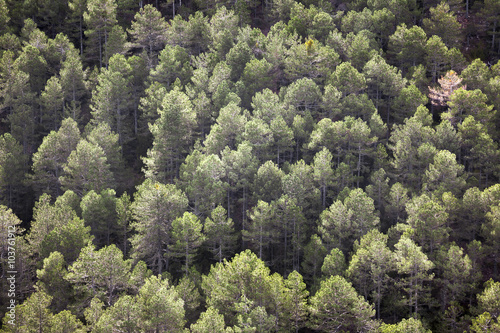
[{"left": 2, "top": 1, "right": 500, "bottom": 331}]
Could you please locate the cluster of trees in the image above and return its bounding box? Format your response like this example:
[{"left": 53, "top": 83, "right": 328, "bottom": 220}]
[{"left": 1, "top": 0, "right": 500, "bottom": 331}]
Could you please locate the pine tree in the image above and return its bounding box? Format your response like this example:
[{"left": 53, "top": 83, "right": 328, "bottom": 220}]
[
  {"left": 143, "top": 87, "right": 196, "bottom": 183},
  {"left": 30, "top": 118, "right": 80, "bottom": 199},
  {"left": 130, "top": 179, "right": 188, "bottom": 275},
  {"left": 83, "top": 0, "right": 118, "bottom": 68},
  {"left": 394, "top": 235, "right": 435, "bottom": 316},
  {"left": 204, "top": 206, "right": 237, "bottom": 263},
  {"left": 60, "top": 139, "right": 114, "bottom": 196},
  {"left": 90, "top": 54, "right": 134, "bottom": 146},
  {"left": 308, "top": 275, "right": 376, "bottom": 332},
  {"left": 170, "top": 212, "right": 205, "bottom": 275},
  {"left": 0, "top": 134, "right": 28, "bottom": 210}
]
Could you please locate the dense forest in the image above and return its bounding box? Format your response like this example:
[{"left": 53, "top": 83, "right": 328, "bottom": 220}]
[{"left": 0, "top": 0, "right": 500, "bottom": 331}]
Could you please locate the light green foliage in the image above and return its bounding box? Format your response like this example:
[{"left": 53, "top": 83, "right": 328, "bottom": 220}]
[
  {"left": 423, "top": 149, "right": 466, "bottom": 197},
  {"left": 363, "top": 54, "right": 406, "bottom": 123},
  {"left": 283, "top": 38, "right": 340, "bottom": 84},
  {"left": 2, "top": 56, "right": 36, "bottom": 154},
  {"left": 329, "top": 61, "right": 367, "bottom": 97},
  {"left": 252, "top": 89, "right": 289, "bottom": 124},
  {"left": 86, "top": 122, "right": 129, "bottom": 192},
  {"left": 202, "top": 250, "right": 288, "bottom": 328},
  {"left": 209, "top": 6, "right": 239, "bottom": 59},
  {"left": 457, "top": 116, "right": 500, "bottom": 185},
  {"left": 40, "top": 76, "right": 64, "bottom": 133},
  {"left": 436, "top": 244, "right": 472, "bottom": 306},
  {"left": 262, "top": 22, "right": 300, "bottom": 76},
  {"left": 379, "top": 317, "right": 431, "bottom": 333},
  {"left": 0, "top": 0, "right": 9, "bottom": 33},
  {"left": 170, "top": 212, "right": 205, "bottom": 275},
  {"left": 243, "top": 200, "right": 274, "bottom": 260},
  {"left": 242, "top": 118, "right": 273, "bottom": 162},
  {"left": 2, "top": 290, "right": 53, "bottom": 333},
  {"left": 175, "top": 270, "right": 202, "bottom": 318},
  {"left": 0, "top": 206, "right": 24, "bottom": 308},
  {"left": 319, "top": 188, "right": 379, "bottom": 252},
  {"left": 389, "top": 106, "right": 435, "bottom": 190},
  {"left": 60, "top": 138, "right": 114, "bottom": 196},
  {"left": 321, "top": 84, "right": 342, "bottom": 119},
  {"left": 226, "top": 41, "right": 254, "bottom": 81},
  {"left": 221, "top": 141, "right": 259, "bottom": 222},
  {"left": 388, "top": 24, "right": 427, "bottom": 72},
  {"left": 347, "top": 230, "right": 394, "bottom": 318},
  {"left": 135, "top": 276, "right": 186, "bottom": 332},
  {"left": 90, "top": 54, "right": 133, "bottom": 146},
  {"left": 150, "top": 45, "right": 192, "bottom": 89},
  {"left": 461, "top": 59, "right": 492, "bottom": 92},
  {"left": 271, "top": 195, "right": 306, "bottom": 272},
  {"left": 253, "top": 160, "right": 284, "bottom": 203},
  {"left": 283, "top": 78, "right": 322, "bottom": 115},
  {"left": 39, "top": 215, "right": 91, "bottom": 265},
  {"left": 345, "top": 30, "right": 380, "bottom": 70},
  {"left": 84, "top": 296, "right": 105, "bottom": 332},
  {"left": 238, "top": 58, "right": 273, "bottom": 108},
  {"left": 425, "top": 35, "right": 449, "bottom": 82},
  {"left": 284, "top": 270, "right": 309, "bottom": 332},
  {"left": 130, "top": 179, "right": 188, "bottom": 275},
  {"left": 282, "top": 159, "right": 321, "bottom": 216},
  {"left": 105, "top": 25, "right": 126, "bottom": 61},
  {"left": 26, "top": 193, "right": 89, "bottom": 264},
  {"left": 14, "top": 43, "right": 49, "bottom": 95},
  {"left": 341, "top": 8, "right": 373, "bottom": 35},
  {"left": 423, "top": 2, "right": 463, "bottom": 48},
  {"left": 50, "top": 310, "right": 86, "bottom": 333},
  {"left": 128, "top": 4, "right": 168, "bottom": 67},
  {"left": 30, "top": 118, "right": 80, "bottom": 198},
  {"left": 36, "top": 251, "right": 72, "bottom": 312},
  {"left": 270, "top": 115, "right": 294, "bottom": 165},
  {"left": 232, "top": 295, "right": 275, "bottom": 332},
  {"left": 309, "top": 116, "right": 376, "bottom": 187},
  {"left": 67, "top": 243, "right": 131, "bottom": 306},
  {"left": 143, "top": 87, "right": 196, "bottom": 183},
  {"left": 477, "top": 279, "right": 500, "bottom": 320},
  {"left": 204, "top": 206, "right": 237, "bottom": 263},
  {"left": 203, "top": 102, "right": 247, "bottom": 155},
  {"left": 312, "top": 148, "right": 334, "bottom": 208},
  {"left": 179, "top": 152, "right": 226, "bottom": 217},
  {"left": 190, "top": 307, "right": 230, "bottom": 333},
  {"left": 93, "top": 294, "right": 139, "bottom": 333},
  {"left": 469, "top": 311, "right": 500, "bottom": 333},
  {"left": 138, "top": 81, "right": 167, "bottom": 136},
  {"left": 406, "top": 193, "right": 449, "bottom": 254},
  {"left": 308, "top": 275, "right": 376, "bottom": 332},
  {"left": 444, "top": 88, "right": 495, "bottom": 127},
  {"left": 394, "top": 235, "right": 435, "bottom": 315},
  {"left": 321, "top": 248, "right": 346, "bottom": 277},
  {"left": 366, "top": 168, "right": 390, "bottom": 215},
  {"left": 433, "top": 119, "right": 460, "bottom": 155},
  {"left": 60, "top": 49, "right": 87, "bottom": 109}
]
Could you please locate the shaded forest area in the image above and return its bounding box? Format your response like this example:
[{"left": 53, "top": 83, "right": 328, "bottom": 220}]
[{"left": 1, "top": 0, "right": 500, "bottom": 331}]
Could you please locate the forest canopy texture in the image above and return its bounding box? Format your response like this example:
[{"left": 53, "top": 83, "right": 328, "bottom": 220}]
[{"left": 1, "top": 0, "right": 500, "bottom": 331}]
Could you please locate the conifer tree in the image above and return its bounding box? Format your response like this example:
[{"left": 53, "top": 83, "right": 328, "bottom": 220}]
[
  {"left": 204, "top": 206, "right": 237, "bottom": 263},
  {"left": 170, "top": 212, "right": 205, "bottom": 275},
  {"left": 130, "top": 179, "right": 188, "bottom": 274}
]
